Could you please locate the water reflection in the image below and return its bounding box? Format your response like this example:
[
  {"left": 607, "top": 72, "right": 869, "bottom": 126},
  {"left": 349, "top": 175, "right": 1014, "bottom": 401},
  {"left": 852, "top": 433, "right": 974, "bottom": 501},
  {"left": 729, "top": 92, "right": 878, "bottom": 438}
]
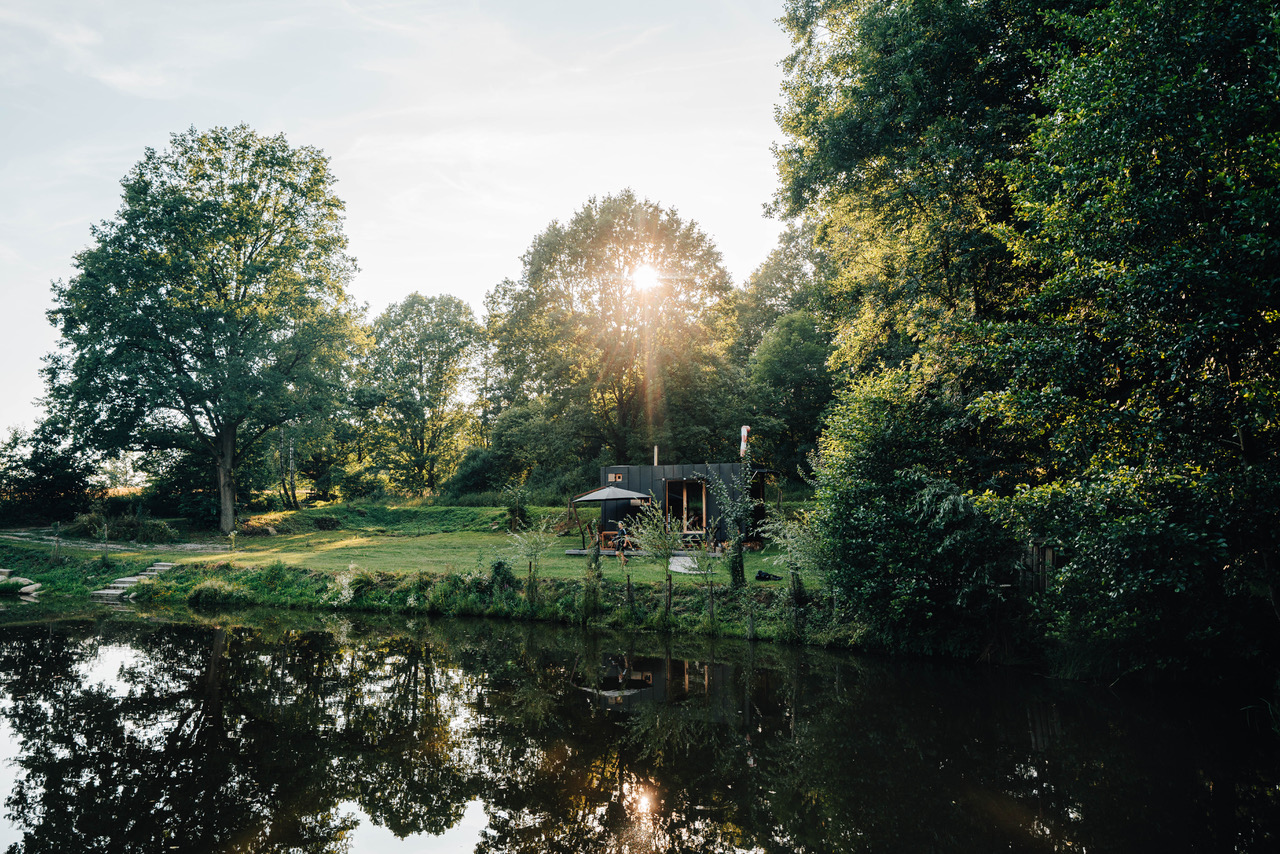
[{"left": 0, "top": 614, "right": 1275, "bottom": 853}]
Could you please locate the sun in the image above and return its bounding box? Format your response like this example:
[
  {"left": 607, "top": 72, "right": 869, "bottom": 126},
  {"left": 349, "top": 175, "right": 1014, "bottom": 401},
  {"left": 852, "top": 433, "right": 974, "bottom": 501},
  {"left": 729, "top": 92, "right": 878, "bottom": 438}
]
[{"left": 630, "top": 264, "right": 661, "bottom": 291}]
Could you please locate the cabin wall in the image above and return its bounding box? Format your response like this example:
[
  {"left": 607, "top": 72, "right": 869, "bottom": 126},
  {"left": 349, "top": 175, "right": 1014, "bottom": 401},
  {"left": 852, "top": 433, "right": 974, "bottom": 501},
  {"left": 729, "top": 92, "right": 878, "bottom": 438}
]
[{"left": 598, "top": 464, "right": 747, "bottom": 542}]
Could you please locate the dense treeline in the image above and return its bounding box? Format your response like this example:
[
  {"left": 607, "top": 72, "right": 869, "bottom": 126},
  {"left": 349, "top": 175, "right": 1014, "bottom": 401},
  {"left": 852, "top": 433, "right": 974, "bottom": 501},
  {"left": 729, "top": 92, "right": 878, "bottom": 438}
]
[
  {"left": 9, "top": 169, "right": 834, "bottom": 526},
  {"left": 776, "top": 0, "right": 1280, "bottom": 675},
  {"left": 5, "top": 0, "right": 1278, "bottom": 677}
]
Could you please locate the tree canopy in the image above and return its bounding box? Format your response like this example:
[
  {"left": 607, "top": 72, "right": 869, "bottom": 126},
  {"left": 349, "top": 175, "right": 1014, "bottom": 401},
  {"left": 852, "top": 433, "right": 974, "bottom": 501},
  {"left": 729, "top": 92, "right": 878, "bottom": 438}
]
[
  {"left": 776, "top": 0, "right": 1280, "bottom": 673},
  {"left": 369, "top": 293, "right": 481, "bottom": 494},
  {"left": 481, "top": 190, "right": 742, "bottom": 489},
  {"left": 45, "top": 125, "right": 359, "bottom": 532}
]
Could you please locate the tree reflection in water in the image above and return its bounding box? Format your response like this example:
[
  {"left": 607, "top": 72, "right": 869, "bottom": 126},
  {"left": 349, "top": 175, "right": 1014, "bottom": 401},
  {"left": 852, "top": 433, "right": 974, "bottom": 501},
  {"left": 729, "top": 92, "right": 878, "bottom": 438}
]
[{"left": 0, "top": 615, "right": 1277, "bottom": 853}]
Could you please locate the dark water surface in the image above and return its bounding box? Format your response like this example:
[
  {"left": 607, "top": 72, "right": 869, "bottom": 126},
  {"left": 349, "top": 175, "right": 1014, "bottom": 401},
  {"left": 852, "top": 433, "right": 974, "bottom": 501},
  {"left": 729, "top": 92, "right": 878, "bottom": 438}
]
[{"left": 0, "top": 610, "right": 1276, "bottom": 853}]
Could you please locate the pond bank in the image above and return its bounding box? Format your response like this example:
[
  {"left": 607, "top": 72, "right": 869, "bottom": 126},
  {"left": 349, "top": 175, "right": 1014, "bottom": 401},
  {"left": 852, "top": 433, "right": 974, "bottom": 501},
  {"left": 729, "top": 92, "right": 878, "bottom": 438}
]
[{"left": 0, "top": 538, "right": 862, "bottom": 650}]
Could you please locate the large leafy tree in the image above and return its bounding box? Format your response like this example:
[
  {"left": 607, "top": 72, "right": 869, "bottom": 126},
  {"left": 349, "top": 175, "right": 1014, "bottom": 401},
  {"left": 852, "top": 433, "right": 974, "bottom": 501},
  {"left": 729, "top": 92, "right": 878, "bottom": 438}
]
[
  {"left": 774, "top": 0, "right": 1077, "bottom": 356},
  {"left": 747, "top": 311, "right": 834, "bottom": 480},
  {"left": 983, "top": 0, "right": 1280, "bottom": 663},
  {"left": 771, "top": 0, "right": 1080, "bottom": 652},
  {"left": 485, "top": 190, "right": 734, "bottom": 472},
  {"left": 45, "top": 125, "right": 358, "bottom": 532},
  {"left": 370, "top": 293, "right": 480, "bottom": 494}
]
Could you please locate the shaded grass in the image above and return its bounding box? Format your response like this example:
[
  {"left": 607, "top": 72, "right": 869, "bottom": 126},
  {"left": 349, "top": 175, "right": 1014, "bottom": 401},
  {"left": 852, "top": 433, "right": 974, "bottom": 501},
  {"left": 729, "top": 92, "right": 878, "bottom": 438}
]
[{"left": 124, "top": 557, "right": 851, "bottom": 647}]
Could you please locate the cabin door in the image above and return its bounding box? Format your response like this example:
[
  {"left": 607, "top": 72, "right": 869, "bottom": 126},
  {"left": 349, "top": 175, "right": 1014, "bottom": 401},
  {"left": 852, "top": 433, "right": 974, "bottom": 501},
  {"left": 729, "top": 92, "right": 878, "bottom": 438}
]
[{"left": 664, "top": 480, "right": 706, "bottom": 534}]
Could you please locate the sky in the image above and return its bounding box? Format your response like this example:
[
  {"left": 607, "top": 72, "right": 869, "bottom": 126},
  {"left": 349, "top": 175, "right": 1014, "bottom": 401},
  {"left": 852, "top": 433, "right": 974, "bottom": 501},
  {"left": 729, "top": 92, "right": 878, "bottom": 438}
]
[{"left": 0, "top": 0, "right": 793, "bottom": 434}]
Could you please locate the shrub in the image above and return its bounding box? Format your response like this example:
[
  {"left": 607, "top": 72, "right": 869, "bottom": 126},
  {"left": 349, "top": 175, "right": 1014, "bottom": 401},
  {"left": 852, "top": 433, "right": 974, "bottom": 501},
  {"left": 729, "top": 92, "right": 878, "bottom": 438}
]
[
  {"left": 314, "top": 515, "right": 341, "bottom": 531},
  {"left": 188, "top": 578, "right": 253, "bottom": 610},
  {"left": 489, "top": 559, "right": 518, "bottom": 592},
  {"left": 63, "top": 511, "right": 179, "bottom": 543}
]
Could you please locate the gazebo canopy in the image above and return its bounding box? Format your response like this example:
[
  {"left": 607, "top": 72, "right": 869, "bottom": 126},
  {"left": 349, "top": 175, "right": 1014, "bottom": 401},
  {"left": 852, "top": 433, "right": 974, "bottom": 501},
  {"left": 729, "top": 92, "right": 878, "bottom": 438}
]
[{"left": 572, "top": 485, "right": 651, "bottom": 503}]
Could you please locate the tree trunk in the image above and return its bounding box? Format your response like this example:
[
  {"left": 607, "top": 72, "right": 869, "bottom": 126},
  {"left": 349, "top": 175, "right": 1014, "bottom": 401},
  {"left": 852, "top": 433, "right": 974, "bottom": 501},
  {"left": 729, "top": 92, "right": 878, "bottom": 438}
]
[
  {"left": 730, "top": 539, "right": 746, "bottom": 589},
  {"left": 215, "top": 429, "right": 237, "bottom": 534}
]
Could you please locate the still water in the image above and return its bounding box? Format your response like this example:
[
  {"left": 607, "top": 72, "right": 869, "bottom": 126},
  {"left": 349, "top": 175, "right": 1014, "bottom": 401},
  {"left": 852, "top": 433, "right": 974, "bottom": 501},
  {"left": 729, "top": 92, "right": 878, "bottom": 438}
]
[{"left": 0, "top": 610, "right": 1276, "bottom": 853}]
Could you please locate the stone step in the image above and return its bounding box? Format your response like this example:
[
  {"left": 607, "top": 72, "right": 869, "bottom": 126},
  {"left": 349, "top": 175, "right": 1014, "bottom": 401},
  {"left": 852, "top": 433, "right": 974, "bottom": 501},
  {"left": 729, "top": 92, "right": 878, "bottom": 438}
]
[
  {"left": 90, "top": 589, "right": 124, "bottom": 600},
  {"left": 0, "top": 568, "right": 11, "bottom": 578}
]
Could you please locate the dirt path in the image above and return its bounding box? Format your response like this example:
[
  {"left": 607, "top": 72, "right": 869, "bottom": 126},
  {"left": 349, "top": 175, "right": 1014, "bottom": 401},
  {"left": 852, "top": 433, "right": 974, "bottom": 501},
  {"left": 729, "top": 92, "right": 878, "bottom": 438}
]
[{"left": 0, "top": 530, "right": 228, "bottom": 553}]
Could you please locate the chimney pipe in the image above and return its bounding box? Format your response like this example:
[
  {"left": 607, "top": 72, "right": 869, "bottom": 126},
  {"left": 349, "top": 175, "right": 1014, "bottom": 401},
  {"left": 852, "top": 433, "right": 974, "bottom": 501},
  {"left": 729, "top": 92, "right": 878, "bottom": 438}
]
[{"left": 740, "top": 425, "right": 750, "bottom": 458}]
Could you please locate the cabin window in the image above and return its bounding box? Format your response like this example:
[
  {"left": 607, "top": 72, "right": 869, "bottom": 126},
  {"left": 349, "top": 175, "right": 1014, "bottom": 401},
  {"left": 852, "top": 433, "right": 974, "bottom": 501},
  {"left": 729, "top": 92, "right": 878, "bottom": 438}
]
[
  {"left": 665, "top": 480, "right": 706, "bottom": 534},
  {"left": 609, "top": 473, "right": 623, "bottom": 482}
]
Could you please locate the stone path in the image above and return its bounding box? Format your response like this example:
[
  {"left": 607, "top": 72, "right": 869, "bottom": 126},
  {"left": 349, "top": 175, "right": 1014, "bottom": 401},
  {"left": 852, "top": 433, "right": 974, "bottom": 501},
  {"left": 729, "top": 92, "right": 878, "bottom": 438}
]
[
  {"left": 89, "top": 562, "right": 175, "bottom": 602},
  {"left": 0, "top": 531, "right": 226, "bottom": 553}
]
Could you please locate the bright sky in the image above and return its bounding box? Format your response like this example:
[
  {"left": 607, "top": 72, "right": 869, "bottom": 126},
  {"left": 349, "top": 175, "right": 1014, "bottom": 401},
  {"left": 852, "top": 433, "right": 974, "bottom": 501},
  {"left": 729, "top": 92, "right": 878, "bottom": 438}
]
[{"left": 0, "top": 0, "right": 791, "bottom": 433}]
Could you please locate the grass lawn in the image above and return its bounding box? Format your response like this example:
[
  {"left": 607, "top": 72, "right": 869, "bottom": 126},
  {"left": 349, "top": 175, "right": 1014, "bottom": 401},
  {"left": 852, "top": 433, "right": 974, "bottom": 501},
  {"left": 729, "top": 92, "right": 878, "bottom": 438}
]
[
  {"left": 164, "top": 530, "right": 792, "bottom": 590},
  {"left": 3, "top": 497, "right": 811, "bottom": 593},
  {"left": 0, "top": 499, "right": 852, "bottom": 648}
]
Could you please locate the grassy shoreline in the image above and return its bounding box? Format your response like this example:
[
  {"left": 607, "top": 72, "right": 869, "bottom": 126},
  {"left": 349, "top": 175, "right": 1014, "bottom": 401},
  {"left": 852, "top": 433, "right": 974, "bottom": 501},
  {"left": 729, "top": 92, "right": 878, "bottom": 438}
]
[{"left": 0, "top": 502, "right": 857, "bottom": 648}]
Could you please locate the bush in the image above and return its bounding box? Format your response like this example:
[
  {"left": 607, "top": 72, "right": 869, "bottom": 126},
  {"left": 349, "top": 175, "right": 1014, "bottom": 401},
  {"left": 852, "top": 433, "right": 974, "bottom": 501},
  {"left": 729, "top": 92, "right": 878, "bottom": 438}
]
[
  {"left": 490, "top": 559, "right": 518, "bottom": 592},
  {"left": 340, "top": 465, "right": 388, "bottom": 500},
  {"left": 63, "top": 511, "right": 179, "bottom": 543},
  {"left": 188, "top": 578, "right": 253, "bottom": 610},
  {"left": 313, "top": 515, "right": 341, "bottom": 531}
]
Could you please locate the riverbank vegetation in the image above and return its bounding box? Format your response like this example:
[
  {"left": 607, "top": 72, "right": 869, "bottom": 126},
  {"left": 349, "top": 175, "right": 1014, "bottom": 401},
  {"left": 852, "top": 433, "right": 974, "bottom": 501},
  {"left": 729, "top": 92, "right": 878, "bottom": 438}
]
[{"left": 4, "top": 0, "right": 1279, "bottom": 681}]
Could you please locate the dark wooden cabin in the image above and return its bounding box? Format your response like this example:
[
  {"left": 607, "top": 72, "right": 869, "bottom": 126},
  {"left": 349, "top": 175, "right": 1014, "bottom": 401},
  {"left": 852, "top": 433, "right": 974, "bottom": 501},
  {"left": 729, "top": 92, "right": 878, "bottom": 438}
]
[{"left": 595, "top": 463, "right": 770, "bottom": 544}]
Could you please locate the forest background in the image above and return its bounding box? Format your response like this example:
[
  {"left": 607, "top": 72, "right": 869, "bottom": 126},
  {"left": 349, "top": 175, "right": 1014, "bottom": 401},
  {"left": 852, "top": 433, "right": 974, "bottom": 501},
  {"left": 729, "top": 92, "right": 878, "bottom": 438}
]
[{"left": 3, "top": 0, "right": 1279, "bottom": 679}]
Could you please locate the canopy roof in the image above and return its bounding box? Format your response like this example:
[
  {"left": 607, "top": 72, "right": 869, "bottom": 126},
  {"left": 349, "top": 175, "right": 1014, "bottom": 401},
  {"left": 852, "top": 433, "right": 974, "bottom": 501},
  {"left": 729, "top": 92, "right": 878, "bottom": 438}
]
[{"left": 572, "top": 485, "right": 652, "bottom": 503}]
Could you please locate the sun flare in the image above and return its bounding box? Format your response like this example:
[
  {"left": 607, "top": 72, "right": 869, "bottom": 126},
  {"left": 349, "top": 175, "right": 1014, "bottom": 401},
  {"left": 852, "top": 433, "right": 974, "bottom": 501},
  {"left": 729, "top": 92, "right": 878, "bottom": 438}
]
[{"left": 630, "top": 264, "right": 661, "bottom": 291}]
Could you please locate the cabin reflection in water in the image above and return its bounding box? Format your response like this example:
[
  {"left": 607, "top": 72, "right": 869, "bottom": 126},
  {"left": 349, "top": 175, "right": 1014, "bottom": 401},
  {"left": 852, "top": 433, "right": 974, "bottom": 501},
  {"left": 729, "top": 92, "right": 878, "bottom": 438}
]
[{"left": 582, "top": 653, "right": 766, "bottom": 722}]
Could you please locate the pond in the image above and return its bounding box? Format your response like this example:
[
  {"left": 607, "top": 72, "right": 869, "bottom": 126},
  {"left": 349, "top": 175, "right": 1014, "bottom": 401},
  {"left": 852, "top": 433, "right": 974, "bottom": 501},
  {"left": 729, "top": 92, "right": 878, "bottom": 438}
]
[{"left": 0, "top": 609, "right": 1276, "bottom": 853}]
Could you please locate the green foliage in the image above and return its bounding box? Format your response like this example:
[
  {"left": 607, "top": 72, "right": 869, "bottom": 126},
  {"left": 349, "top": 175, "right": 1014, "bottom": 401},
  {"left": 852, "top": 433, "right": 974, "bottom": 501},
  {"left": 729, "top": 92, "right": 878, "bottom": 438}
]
[
  {"left": 368, "top": 293, "right": 481, "bottom": 495},
  {"left": 627, "top": 497, "right": 684, "bottom": 571},
  {"left": 501, "top": 478, "right": 530, "bottom": 532},
  {"left": 0, "top": 426, "right": 102, "bottom": 523},
  {"left": 338, "top": 464, "right": 389, "bottom": 501},
  {"left": 719, "top": 219, "right": 836, "bottom": 363},
  {"left": 812, "top": 370, "right": 1021, "bottom": 655},
  {"left": 482, "top": 190, "right": 741, "bottom": 486},
  {"left": 188, "top": 578, "right": 253, "bottom": 611},
  {"left": 44, "top": 124, "right": 359, "bottom": 533},
  {"left": 987, "top": 471, "right": 1261, "bottom": 677},
  {"left": 975, "top": 0, "right": 1280, "bottom": 672},
  {"left": 748, "top": 311, "right": 834, "bottom": 479},
  {"left": 760, "top": 505, "right": 821, "bottom": 577},
  {"left": 489, "top": 559, "right": 518, "bottom": 592},
  {"left": 63, "top": 511, "right": 179, "bottom": 544},
  {"left": 702, "top": 449, "right": 760, "bottom": 589},
  {"left": 505, "top": 515, "right": 560, "bottom": 575},
  {"left": 769, "top": 0, "right": 1280, "bottom": 676}
]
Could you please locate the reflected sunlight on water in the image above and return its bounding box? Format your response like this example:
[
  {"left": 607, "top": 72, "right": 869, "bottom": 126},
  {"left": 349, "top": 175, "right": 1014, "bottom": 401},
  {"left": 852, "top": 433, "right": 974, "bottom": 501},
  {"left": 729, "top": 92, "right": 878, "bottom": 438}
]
[{"left": 0, "top": 613, "right": 1275, "bottom": 853}]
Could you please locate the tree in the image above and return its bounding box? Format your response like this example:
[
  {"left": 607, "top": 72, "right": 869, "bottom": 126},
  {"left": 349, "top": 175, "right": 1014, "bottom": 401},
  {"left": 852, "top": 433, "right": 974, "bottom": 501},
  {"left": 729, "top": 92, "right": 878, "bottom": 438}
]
[
  {"left": 770, "top": 0, "right": 1091, "bottom": 657},
  {"left": 982, "top": 0, "right": 1280, "bottom": 665},
  {"left": 0, "top": 424, "right": 102, "bottom": 523},
  {"left": 44, "top": 125, "right": 358, "bottom": 532},
  {"left": 774, "top": 0, "right": 1074, "bottom": 350},
  {"left": 717, "top": 218, "right": 836, "bottom": 364},
  {"left": 370, "top": 293, "right": 480, "bottom": 495},
  {"left": 747, "top": 311, "right": 834, "bottom": 479},
  {"left": 485, "top": 190, "right": 733, "bottom": 474}
]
